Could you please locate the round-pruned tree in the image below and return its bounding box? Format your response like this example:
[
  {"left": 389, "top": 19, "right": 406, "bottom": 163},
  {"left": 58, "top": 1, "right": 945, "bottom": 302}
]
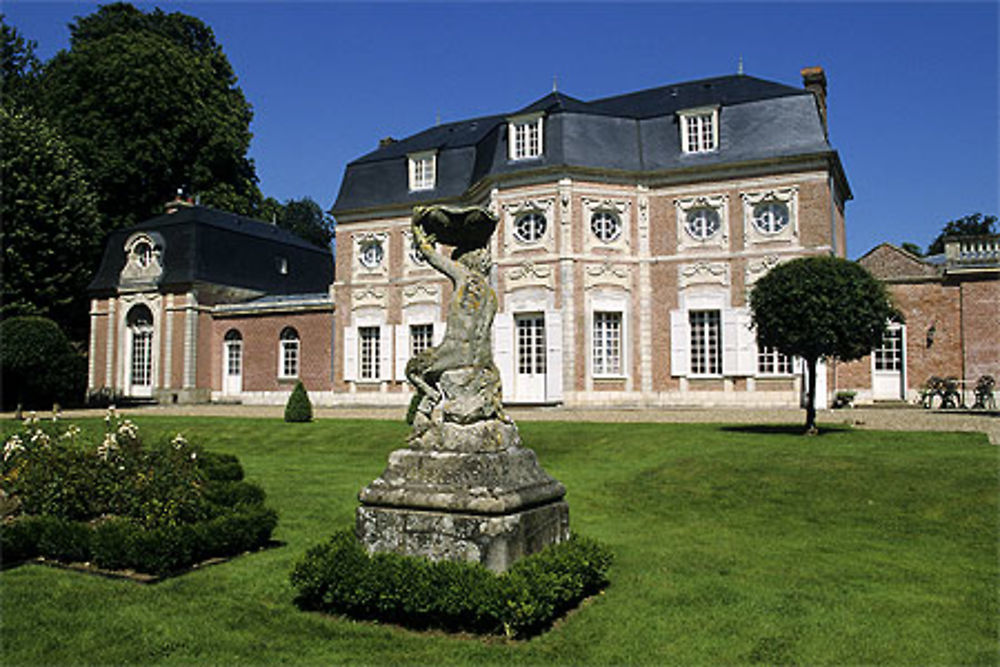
[
  {"left": 0, "top": 316, "right": 87, "bottom": 410},
  {"left": 36, "top": 2, "right": 262, "bottom": 232},
  {"left": 749, "top": 255, "right": 900, "bottom": 434},
  {"left": 0, "top": 104, "right": 102, "bottom": 342}
]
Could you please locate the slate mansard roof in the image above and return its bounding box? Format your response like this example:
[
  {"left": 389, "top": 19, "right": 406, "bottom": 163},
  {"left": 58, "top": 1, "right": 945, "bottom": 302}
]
[
  {"left": 332, "top": 74, "right": 847, "bottom": 216},
  {"left": 88, "top": 205, "right": 334, "bottom": 297}
]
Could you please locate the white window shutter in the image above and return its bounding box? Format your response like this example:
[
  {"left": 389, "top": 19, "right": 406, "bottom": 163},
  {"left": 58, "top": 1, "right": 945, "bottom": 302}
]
[
  {"left": 545, "top": 310, "right": 563, "bottom": 402},
  {"left": 736, "top": 310, "right": 756, "bottom": 376},
  {"left": 394, "top": 324, "right": 408, "bottom": 382},
  {"left": 432, "top": 320, "right": 444, "bottom": 346},
  {"left": 343, "top": 326, "right": 357, "bottom": 382},
  {"left": 493, "top": 312, "right": 514, "bottom": 401},
  {"left": 723, "top": 310, "right": 739, "bottom": 376},
  {"left": 379, "top": 325, "right": 393, "bottom": 381},
  {"left": 670, "top": 310, "right": 688, "bottom": 377}
]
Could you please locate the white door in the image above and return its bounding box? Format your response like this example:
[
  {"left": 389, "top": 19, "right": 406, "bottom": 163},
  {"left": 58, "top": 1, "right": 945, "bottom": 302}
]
[
  {"left": 128, "top": 328, "right": 153, "bottom": 398},
  {"left": 223, "top": 336, "right": 243, "bottom": 395},
  {"left": 873, "top": 325, "right": 905, "bottom": 400},
  {"left": 513, "top": 313, "right": 547, "bottom": 403}
]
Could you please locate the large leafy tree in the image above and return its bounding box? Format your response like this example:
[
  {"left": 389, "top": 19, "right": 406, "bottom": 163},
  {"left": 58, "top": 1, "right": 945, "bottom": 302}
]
[
  {"left": 749, "top": 256, "right": 900, "bottom": 434},
  {"left": 36, "top": 2, "right": 262, "bottom": 231},
  {"left": 1, "top": 16, "right": 41, "bottom": 109},
  {"left": 926, "top": 213, "right": 997, "bottom": 255},
  {"left": 1, "top": 105, "right": 102, "bottom": 342},
  {"left": 260, "top": 196, "right": 335, "bottom": 249}
]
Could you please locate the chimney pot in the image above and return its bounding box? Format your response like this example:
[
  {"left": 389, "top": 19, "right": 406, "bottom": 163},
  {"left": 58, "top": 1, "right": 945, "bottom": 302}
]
[
  {"left": 378, "top": 136, "right": 397, "bottom": 148},
  {"left": 801, "top": 66, "right": 828, "bottom": 138}
]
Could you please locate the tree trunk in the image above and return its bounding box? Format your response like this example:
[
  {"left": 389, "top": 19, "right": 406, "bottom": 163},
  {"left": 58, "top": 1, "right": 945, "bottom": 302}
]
[{"left": 805, "top": 356, "right": 818, "bottom": 435}]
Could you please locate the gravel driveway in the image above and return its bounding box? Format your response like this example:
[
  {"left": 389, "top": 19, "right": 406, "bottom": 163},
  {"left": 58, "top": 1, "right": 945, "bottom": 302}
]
[{"left": 25, "top": 403, "right": 999, "bottom": 445}]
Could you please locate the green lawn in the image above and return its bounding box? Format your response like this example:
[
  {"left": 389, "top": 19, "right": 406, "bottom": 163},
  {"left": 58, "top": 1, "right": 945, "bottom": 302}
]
[{"left": 2, "top": 417, "right": 997, "bottom": 664}]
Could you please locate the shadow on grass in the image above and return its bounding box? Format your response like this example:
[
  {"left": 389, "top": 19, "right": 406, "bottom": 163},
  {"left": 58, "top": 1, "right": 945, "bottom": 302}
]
[{"left": 719, "top": 424, "right": 851, "bottom": 436}]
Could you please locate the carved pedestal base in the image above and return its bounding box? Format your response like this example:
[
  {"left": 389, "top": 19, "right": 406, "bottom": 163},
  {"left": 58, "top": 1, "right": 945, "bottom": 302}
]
[
  {"left": 356, "top": 500, "right": 569, "bottom": 573},
  {"left": 357, "top": 418, "right": 570, "bottom": 572}
]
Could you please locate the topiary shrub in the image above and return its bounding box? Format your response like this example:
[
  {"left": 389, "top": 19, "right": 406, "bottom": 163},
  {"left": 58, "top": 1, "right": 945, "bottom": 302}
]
[
  {"left": 0, "top": 316, "right": 86, "bottom": 410},
  {"left": 290, "top": 530, "right": 613, "bottom": 638},
  {"left": 284, "top": 381, "right": 313, "bottom": 423}
]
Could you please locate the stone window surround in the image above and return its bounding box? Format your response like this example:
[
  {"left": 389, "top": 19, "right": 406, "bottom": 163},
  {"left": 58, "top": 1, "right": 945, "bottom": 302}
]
[{"left": 408, "top": 150, "right": 436, "bottom": 191}]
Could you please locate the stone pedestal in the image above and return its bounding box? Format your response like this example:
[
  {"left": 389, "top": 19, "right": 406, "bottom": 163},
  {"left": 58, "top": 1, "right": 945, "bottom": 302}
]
[{"left": 356, "top": 419, "right": 569, "bottom": 572}]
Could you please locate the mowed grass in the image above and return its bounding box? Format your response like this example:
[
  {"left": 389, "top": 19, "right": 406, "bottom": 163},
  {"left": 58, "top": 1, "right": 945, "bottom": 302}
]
[{"left": 2, "top": 416, "right": 997, "bottom": 664}]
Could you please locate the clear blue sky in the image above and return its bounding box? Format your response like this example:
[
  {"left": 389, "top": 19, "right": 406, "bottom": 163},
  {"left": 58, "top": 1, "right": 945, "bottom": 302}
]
[{"left": 7, "top": 1, "right": 998, "bottom": 258}]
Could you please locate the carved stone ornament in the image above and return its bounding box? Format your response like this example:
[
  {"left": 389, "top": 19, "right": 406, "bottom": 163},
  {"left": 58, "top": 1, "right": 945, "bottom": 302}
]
[
  {"left": 584, "top": 260, "right": 631, "bottom": 291},
  {"left": 745, "top": 254, "right": 783, "bottom": 286},
  {"left": 357, "top": 205, "right": 569, "bottom": 573},
  {"left": 119, "top": 232, "right": 164, "bottom": 289},
  {"left": 675, "top": 193, "right": 729, "bottom": 252},
  {"left": 679, "top": 261, "right": 730, "bottom": 288},
  {"left": 502, "top": 198, "right": 556, "bottom": 252},
  {"left": 506, "top": 259, "right": 555, "bottom": 291},
  {"left": 352, "top": 285, "right": 386, "bottom": 310},
  {"left": 741, "top": 186, "right": 799, "bottom": 243},
  {"left": 402, "top": 283, "right": 439, "bottom": 307}
]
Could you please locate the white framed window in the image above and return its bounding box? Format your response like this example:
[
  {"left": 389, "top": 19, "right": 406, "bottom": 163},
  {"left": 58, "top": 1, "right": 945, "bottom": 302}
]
[
  {"left": 516, "top": 315, "right": 546, "bottom": 375},
  {"left": 508, "top": 114, "right": 543, "bottom": 160},
  {"left": 689, "top": 310, "right": 722, "bottom": 376},
  {"left": 513, "top": 212, "right": 547, "bottom": 244},
  {"left": 359, "top": 239, "right": 384, "bottom": 269},
  {"left": 757, "top": 345, "right": 793, "bottom": 375},
  {"left": 410, "top": 323, "right": 433, "bottom": 356},
  {"left": 225, "top": 329, "right": 243, "bottom": 377},
  {"left": 590, "top": 211, "right": 622, "bottom": 243},
  {"left": 752, "top": 202, "right": 790, "bottom": 234},
  {"left": 408, "top": 151, "right": 436, "bottom": 191},
  {"left": 685, "top": 207, "right": 722, "bottom": 240},
  {"left": 680, "top": 107, "right": 719, "bottom": 154},
  {"left": 874, "top": 327, "right": 903, "bottom": 372},
  {"left": 592, "top": 312, "right": 622, "bottom": 376},
  {"left": 359, "top": 326, "right": 381, "bottom": 380},
  {"left": 279, "top": 327, "right": 300, "bottom": 378}
]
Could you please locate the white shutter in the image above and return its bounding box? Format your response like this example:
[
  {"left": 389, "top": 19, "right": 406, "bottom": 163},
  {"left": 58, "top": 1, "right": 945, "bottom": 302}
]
[
  {"left": 394, "top": 325, "right": 409, "bottom": 381},
  {"left": 544, "top": 310, "right": 563, "bottom": 402},
  {"left": 343, "top": 326, "right": 358, "bottom": 382},
  {"left": 379, "top": 325, "right": 393, "bottom": 381},
  {"left": 723, "top": 309, "right": 739, "bottom": 376},
  {"left": 494, "top": 312, "right": 514, "bottom": 401},
  {"left": 432, "top": 320, "right": 445, "bottom": 346},
  {"left": 670, "top": 310, "right": 688, "bottom": 377},
  {"left": 735, "top": 309, "right": 756, "bottom": 376}
]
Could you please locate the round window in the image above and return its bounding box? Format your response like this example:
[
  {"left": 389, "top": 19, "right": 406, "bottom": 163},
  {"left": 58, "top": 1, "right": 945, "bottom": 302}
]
[
  {"left": 685, "top": 208, "right": 721, "bottom": 240},
  {"left": 134, "top": 241, "right": 152, "bottom": 268},
  {"left": 752, "top": 202, "right": 790, "bottom": 234},
  {"left": 591, "top": 211, "right": 621, "bottom": 243},
  {"left": 513, "top": 212, "right": 547, "bottom": 243},
  {"left": 359, "top": 240, "right": 384, "bottom": 268}
]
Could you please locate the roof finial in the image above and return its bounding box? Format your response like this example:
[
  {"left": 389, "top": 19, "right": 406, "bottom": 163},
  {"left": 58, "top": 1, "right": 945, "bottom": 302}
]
[
  {"left": 738, "top": 55, "right": 744, "bottom": 75},
  {"left": 552, "top": 74, "right": 558, "bottom": 93},
  {"left": 435, "top": 112, "right": 441, "bottom": 126}
]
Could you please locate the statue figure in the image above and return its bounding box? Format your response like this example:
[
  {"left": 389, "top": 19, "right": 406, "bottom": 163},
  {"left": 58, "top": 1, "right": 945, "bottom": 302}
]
[{"left": 405, "top": 205, "right": 507, "bottom": 432}]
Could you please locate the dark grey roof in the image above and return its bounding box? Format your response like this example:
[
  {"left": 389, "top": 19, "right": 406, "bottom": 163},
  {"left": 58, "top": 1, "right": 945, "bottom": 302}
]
[
  {"left": 332, "top": 74, "right": 838, "bottom": 216},
  {"left": 88, "top": 205, "right": 334, "bottom": 296}
]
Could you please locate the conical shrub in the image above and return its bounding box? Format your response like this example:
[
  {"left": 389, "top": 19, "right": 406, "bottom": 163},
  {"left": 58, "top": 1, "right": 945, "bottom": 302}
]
[{"left": 284, "top": 381, "right": 313, "bottom": 423}]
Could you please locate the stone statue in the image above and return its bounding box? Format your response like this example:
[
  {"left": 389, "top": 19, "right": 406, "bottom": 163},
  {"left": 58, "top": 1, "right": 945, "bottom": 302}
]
[
  {"left": 405, "top": 205, "right": 508, "bottom": 432},
  {"left": 356, "top": 205, "right": 568, "bottom": 573}
]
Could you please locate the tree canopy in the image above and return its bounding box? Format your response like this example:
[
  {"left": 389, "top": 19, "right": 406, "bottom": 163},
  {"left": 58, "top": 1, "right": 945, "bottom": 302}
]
[
  {"left": 1, "top": 15, "right": 41, "bottom": 109},
  {"left": 261, "top": 196, "right": 335, "bottom": 249},
  {"left": 0, "top": 105, "right": 102, "bottom": 342},
  {"left": 36, "top": 2, "right": 262, "bottom": 231},
  {"left": 926, "top": 213, "right": 997, "bottom": 256},
  {"left": 749, "top": 255, "right": 899, "bottom": 433}
]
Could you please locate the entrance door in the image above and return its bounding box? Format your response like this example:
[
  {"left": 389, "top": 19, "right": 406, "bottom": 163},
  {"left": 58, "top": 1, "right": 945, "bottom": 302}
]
[
  {"left": 126, "top": 304, "right": 154, "bottom": 398},
  {"left": 514, "top": 313, "right": 547, "bottom": 403},
  {"left": 873, "top": 324, "right": 905, "bottom": 400},
  {"left": 223, "top": 329, "right": 243, "bottom": 395}
]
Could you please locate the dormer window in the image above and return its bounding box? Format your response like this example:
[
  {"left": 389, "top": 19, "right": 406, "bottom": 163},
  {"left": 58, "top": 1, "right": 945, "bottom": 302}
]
[
  {"left": 679, "top": 107, "right": 719, "bottom": 154},
  {"left": 134, "top": 241, "right": 153, "bottom": 268},
  {"left": 408, "top": 151, "right": 436, "bottom": 191},
  {"left": 508, "top": 113, "right": 543, "bottom": 160}
]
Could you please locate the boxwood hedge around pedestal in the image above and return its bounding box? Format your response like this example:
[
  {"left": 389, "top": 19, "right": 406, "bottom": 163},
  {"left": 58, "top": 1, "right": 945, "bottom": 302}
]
[
  {"left": 0, "top": 412, "right": 277, "bottom": 577},
  {"left": 290, "top": 530, "right": 613, "bottom": 638}
]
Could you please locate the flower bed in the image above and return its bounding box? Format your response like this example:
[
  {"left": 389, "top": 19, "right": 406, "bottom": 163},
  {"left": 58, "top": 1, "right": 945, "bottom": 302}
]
[
  {"left": 1, "top": 410, "right": 277, "bottom": 576},
  {"left": 290, "top": 530, "right": 613, "bottom": 638}
]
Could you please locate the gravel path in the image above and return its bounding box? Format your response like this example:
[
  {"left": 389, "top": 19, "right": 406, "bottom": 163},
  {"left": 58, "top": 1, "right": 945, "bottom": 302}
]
[{"left": 22, "top": 403, "right": 999, "bottom": 444}]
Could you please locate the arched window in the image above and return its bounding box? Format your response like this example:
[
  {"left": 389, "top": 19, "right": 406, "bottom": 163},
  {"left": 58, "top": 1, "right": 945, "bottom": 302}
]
[
  {"left": 126, "top": 304, "right": 154, "bottom": 392},
  {"left": 224, "top": 329, "right": 243, "bottom": 382},
  {"left": 279, "top": 327, "right": 300, "bottom": 378}
]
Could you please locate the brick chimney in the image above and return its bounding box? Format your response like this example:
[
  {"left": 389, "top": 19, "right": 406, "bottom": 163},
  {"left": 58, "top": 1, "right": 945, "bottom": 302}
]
[
  {"left": 801, "top": 66, "right": 828, "bottom": 138},
  {"left": 165, "top": 189, "right": 195, "bottom": 214}
]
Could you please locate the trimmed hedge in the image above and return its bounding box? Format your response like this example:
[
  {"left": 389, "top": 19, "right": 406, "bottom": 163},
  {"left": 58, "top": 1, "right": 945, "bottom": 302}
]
[
  {"left": 284, "top": 381, "right": 313, "bottom": 423},
  {"left": 1, "top": 506, "right": 277, "bottom": 576},
  {"left": 290, "top": 530, "right": 613, "bottom": 638}
]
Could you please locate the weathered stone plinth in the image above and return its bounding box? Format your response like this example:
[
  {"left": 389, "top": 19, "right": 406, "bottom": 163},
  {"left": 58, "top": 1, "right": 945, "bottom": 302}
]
[{"left": 357, "top": 419, "right": 570, "bottom": 572}]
